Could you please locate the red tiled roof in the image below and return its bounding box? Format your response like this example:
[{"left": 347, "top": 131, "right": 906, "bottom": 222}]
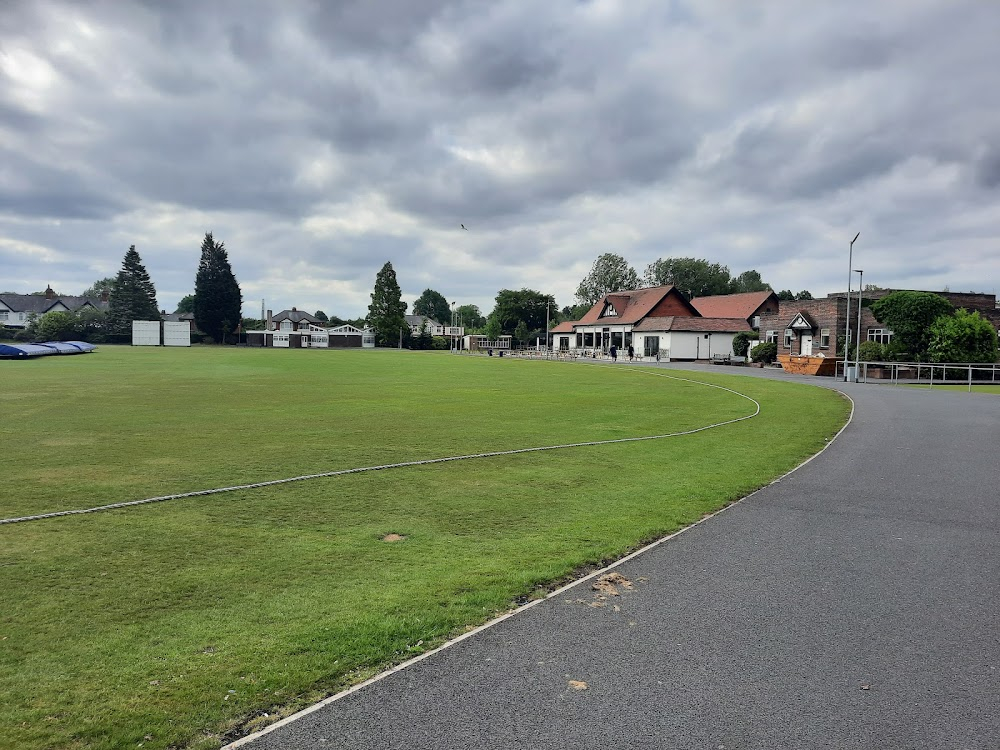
[
  {"left": 690, "top": 291, "right": 777, "bottom": 320},
  {"left": 550, "top": 321, "right": 576, "bottom": 333},
  {"left": 576, "top": 285, "right": 691, "bottom": 325},
  {"left": 633, "top": 317, "right": 752, "bottom": 333}
]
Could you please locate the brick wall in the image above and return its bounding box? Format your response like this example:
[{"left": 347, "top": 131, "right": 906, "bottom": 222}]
[{"left": 758, "top": 296, "right": 887, "bottom": 357}]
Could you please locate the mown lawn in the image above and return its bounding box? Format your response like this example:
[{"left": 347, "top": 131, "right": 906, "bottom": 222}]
[
  {"left": 0, "top": 346, "right": 849, "bottom": 749},
  {"left": 905, "top": 383, "right": 1000, "bottom": 393}
]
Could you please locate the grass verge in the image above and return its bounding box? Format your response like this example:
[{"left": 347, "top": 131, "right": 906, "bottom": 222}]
[{"left": 0, "top": 347, "right": 849, "bottom": 749}]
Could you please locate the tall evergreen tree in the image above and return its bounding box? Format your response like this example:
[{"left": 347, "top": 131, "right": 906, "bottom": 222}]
[
  {"left": 194, "top": 232, "right": 242, "bottom": 343},
  {"left": 107, "top": 245, "right": 159, "bottom": 334},
  {"left": 367, "top": 261, "right": 407, "bottom": 347}
]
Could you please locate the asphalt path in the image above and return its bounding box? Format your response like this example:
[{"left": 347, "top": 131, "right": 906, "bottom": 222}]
[{"left": 230, "top": 369, "right": 1000, "bottom": 750}]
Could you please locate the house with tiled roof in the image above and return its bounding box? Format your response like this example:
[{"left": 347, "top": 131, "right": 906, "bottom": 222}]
[
  {"left": 552, "top": 285, "right": 751, "bottom": 360},
  {"left": 690, "top": 290, "right": 779, "bottom": 331},
  {"left": 270, "top": 308, "right": 321, "bottom": 331},
  {"left": 0, "top": 286, "right": 109, "bottom": 329}
]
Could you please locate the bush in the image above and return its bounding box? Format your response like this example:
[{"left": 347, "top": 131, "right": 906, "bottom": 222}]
[
  {"left": 856, "top": 341, "right": 884, "bottom": 362},
  {"left": 750, "top": 341, "right": 777, "bottom": 364},
  {"left": 732, "top": 332, "right": 751, "bottom": 358}
]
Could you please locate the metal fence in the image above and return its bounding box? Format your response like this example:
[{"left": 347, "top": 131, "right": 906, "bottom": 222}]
[{"left": 835, "top": 360, "right": 1000, "bottom": 391}]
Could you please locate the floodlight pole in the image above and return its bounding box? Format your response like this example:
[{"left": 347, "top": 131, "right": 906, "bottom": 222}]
[
  {"left": 545, "top": 299, "right": 550, "bottom": 358},
  {"left": 854, "top": 269, "right": 863, "bottom": 376},
  {"left": 844, "top": 232, "right": 860, "bottom": 381}
]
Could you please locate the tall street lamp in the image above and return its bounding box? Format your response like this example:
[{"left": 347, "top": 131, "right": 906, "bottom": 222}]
[
  {"left": 854, "top": 270, "right": 863, "bottom": 377},
  {"left": 844, "top": 232, "right": 860, "bottom": 381}
]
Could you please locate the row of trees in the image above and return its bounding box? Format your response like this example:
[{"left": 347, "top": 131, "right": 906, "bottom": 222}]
[
  {"left": 14, "top": 233, "right": 242, "bottom": 344},
  {"left": 575, "top": 253, "right": 781, "bottom": 305},
  {"left": 866, "top": 291, "right": 998, "bottom": 363}
]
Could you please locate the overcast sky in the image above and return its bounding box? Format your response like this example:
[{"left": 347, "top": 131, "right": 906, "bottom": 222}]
[{"left": 2, "top": 0, "right": 998, "bottom": 319}]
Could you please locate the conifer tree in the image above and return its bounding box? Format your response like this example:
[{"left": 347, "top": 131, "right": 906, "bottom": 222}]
[
  {"left": 367, "top": 261, "right": 407, "bottom": 347},
  {"left": 194, "top": 232, "right": 242, "bottom": 343},
  {"left": 107, "top": 245, "right": 159, "bottom": 334}
]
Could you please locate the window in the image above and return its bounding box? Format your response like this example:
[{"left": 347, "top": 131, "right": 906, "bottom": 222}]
[
  {"left": 868, "top": 328, "right": 893, "bottom": 345},
  {"left": 0, "top": 311, "right": 8, "bottom": 321},
  {"left": 280, "top": 320, "right": 293, "bottom": 331},
  {"left": 820, "top": 328, "right": 830, "bottom": 348},
  {"left": 784, "top": 329, "right": 793, "bottom": 349},
  {"left": 765, "top": 330, "right": 778, "bottom": 343},
  {"left": 644, "top": 336, "right": 659, "bottom": 357}
]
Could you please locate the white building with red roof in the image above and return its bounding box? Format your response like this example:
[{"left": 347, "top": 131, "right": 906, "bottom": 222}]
[{"left": 552, "top": 285, "right": 752, "bottom": 361}]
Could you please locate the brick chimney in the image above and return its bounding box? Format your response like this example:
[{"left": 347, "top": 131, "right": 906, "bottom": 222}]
[
  {"left": 100, "top": 289, "right": 110, "bottom": 302},
  {"left": 45, "top": 284, "right": 55, "bottom": 299}
]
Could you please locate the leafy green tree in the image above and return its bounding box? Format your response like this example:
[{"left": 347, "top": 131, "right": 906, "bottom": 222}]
[
  {"left": 107, "top": 245, "right": 159, "bottom": 334},
  {"left": 795, "top": 290, "right": 814, "bottom": 300},
  {"left": 777, "top": 289, "right": 795, "bottom": 301},
  {"left": 414, "top": 320, "right": 432, "bottom": 350},
  {"left": 927, "top": 309, "right": 998, "bottom": 363},
  {"left": 456, "top": 304, "right": 485, "bottom": 329},
  {"left": 34, "top": 311, "right": 78, "bottom": 341},
  {"left": 732, "top": 332, "right": 751, "bottom": 358},
  {"left": 575, "top": 253, "right": 640, "bottom": 305},
  {"left": 314, "top": 310, "right": 329, "bottom": 322},
  {"left": 560, "top": 303, "right": 591, "bottom": 321},
  {"left": 644, "top": 257, "right": 731, "bottom": 298},
  {"left": 484, "top": 315, "right": 502, "bottom": 341},
  {"left": 367, "top": 261, "right": 408, "bottom": 347},
  {"left": 175, "top": 294, "right": 196, "bottom": 314},
  {"left": 514, "top": 320, "right": 529, "bottom": 345},
  {"left": 729, "top": 270, "right": 771, "bottom": 294},
  {"left": 870, "top": 291, "right": 954, "bottom": 360},
  {"left": 750, "top": 341, "right": 777, "bottom": 364},
  {"left": 412, "top": 289, "right": 451, "bottom": 325},
  {"left": 82, "top": 277, "right": 117, "bottom": 299},
  {"left": 194, "top": 232, "right": 243, "bottom": 344},
  {"left": 490, "top": 289, "right": 554, "bottom": 335}
]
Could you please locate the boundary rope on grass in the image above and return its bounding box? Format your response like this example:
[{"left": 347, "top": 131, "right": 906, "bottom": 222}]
[{"left": 0, "top": 369, "right": 760, "bottom": 526}]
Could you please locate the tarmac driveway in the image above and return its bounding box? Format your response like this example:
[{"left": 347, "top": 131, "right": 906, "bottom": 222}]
[{"left": 231, "top": 374, "right": 1000, "bottom": 750}]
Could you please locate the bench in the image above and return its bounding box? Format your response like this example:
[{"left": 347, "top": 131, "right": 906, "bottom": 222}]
[{"left": 711, "top": 354, "right": 731, "bottom": 365}]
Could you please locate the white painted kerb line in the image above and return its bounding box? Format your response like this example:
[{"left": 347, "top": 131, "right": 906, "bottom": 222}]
[{"left": 0, "top": 371, "right": 760, "bottom": 526}]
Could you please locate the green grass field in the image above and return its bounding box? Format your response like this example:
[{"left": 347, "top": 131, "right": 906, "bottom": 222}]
[
  {"left": 905, "top": 383, "right": 1000, "bottom": 393},
  {"left": 1, "top": 346, "right": 849, "bottom": 750}
]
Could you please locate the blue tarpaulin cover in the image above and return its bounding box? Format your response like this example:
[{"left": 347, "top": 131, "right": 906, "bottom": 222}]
[{"left": 0, "top": 341, "right": 97, "bottom": 358}]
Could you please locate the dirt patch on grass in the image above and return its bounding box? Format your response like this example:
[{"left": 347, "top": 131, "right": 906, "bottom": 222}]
[{"left": 382, "top": 533, "right": 407, "bottom": 542}]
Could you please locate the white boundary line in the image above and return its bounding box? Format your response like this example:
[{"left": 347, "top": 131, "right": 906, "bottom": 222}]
[
  {"left": 1, "top": 371, "right": 759, "bottom": 526},
  {"left": 224, "top": 377, "right": 855, "bottom": 749}
]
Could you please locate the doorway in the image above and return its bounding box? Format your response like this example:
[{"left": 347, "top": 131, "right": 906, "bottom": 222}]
[{"left": 800, "top": 334, "right": 813, "bottom": 356}]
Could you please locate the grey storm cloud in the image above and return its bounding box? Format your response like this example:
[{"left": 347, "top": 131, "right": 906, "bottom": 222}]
[{"left": 1, "top": 0, "right": 999, "bottom": 316}]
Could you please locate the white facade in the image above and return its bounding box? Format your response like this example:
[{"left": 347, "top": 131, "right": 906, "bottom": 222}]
[
  {"left": 132, "top": 320, "right": 161, "bottom": 346},
  {"left": 163, "top": 321, "right": 191, "bottom": 347}
]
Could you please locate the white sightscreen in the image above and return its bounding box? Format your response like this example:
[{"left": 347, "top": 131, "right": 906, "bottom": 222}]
[
  {"left": 132, "top": 320, "right": 161, "bottom": 346},
  {"left": 163, "top": 321, "right": 191, "bottom": 347}
]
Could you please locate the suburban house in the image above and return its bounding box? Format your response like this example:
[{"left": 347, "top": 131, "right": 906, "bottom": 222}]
[
  {"left": 0, "top": 286, "right": 109, "bottom": 329},
  {"left": 270, "top": 308, "right": 322, "bottom": 331},
  {"left": 759, "top": 289, "right": 1000, "bottom": 358},
  {"left": 691, "top": 290, "right": 779, "bottom": 332},
  {"left": 405, "top": 315, "right": 465, "bottom": 340},
  {"left": 552, "top": 285, "right": 751, "bottom": 361},
  {"left": 160, "top": 310, "right": 196, "bottom": 331}
]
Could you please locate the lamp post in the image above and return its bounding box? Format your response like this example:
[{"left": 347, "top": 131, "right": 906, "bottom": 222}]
[
  {"left": 854, "top": 270, "right": 863, "bottom": 377},
  {"left": 451, "top": 301, "right": 456, "bottom": 353},
  {"left": 844, "top": 232, "right": 860, "bottom": 381}
]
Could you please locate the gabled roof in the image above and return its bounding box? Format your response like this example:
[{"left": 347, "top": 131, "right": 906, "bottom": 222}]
[
  {"left": 550, "top": 321, "right": 576, "bottom": 333},
  {"left": 0, "top": 293, "right": 108, "bottom": 314},
  {"left": 690, "top": 291, "right": 777, "bottom": 320},
  {"left": 405, "top": 315, "right": 441, "bottom": 327},
  {"left": 272, "top": 309, "right": 320, "bottom": 324},
  {"left": 788, "top": 311, "right": 818, "bottom": 330},
  {"left": 576, "top": 285, "right": 695, "bottom": 325},
  {"left": 633, "top": 317, "right": 752, "bottom": 333}
]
